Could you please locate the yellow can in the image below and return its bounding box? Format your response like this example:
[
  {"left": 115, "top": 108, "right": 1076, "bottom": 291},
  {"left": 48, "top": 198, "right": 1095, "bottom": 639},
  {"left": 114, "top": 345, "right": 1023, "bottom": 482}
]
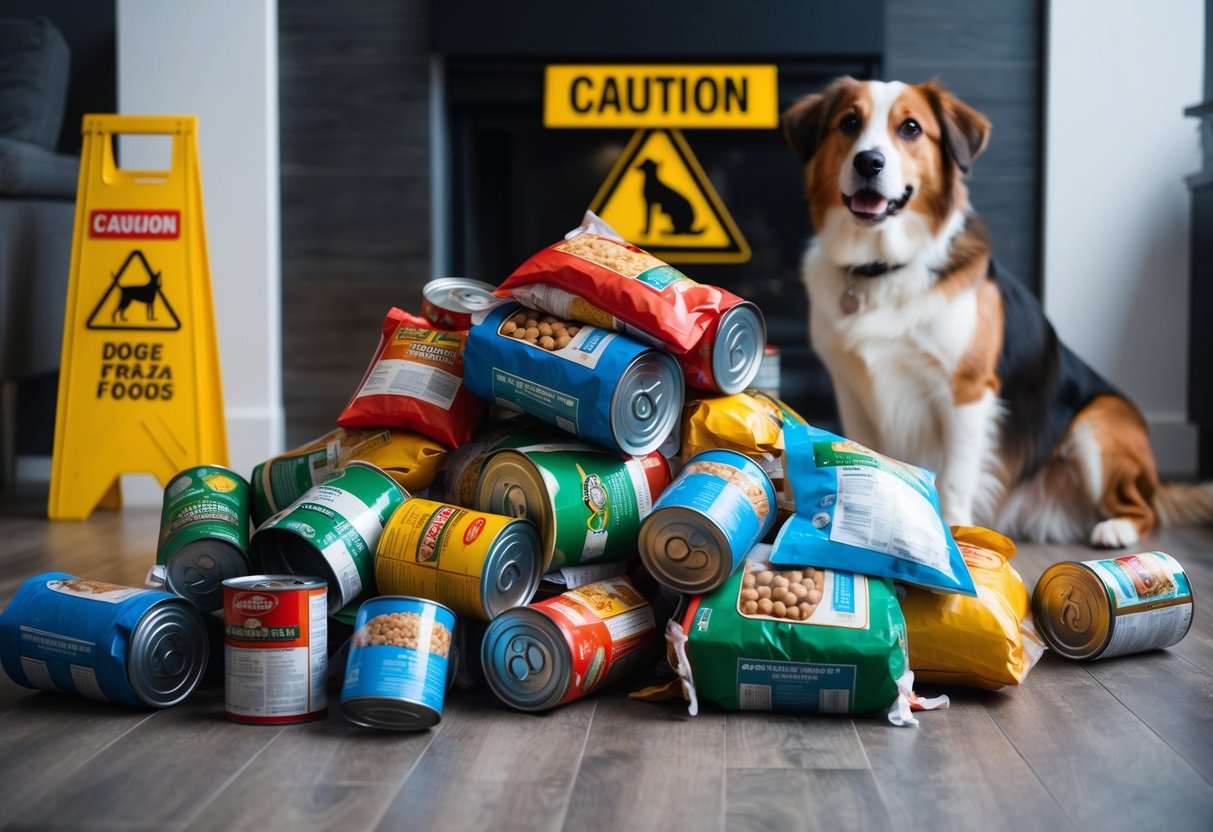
[{"left": 376, "top": 499, "right": 543, "bottom": 620}]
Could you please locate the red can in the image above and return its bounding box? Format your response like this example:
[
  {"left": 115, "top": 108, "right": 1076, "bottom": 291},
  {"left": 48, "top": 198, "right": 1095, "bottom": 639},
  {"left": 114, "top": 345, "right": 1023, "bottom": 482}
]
[
  {"left": 223, "top": 575, "right": 328, "bottom": 724},
  {"left": 479, "top": 576, "right": 659, "bottom": 711},
  {"left": 421, "top": 277, "right": 499, "bottom": 331}
]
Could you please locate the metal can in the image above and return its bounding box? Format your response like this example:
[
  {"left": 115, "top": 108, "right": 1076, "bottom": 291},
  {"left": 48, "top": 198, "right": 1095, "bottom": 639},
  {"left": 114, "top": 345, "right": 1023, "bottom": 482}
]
[
  {"left": 462, "top": 302, "right": 683, "bottom": 456},
  {"left": 0, "top": 572, "right": 208, "bottom": 708},
  {"left": 340, "top": 596, "right": 456, "bottom": 730},
  {"left": 250, "top": 461, "right": 408, "bottom": 617},
  {"left": 753, "top": 345, "right": 781, "bottom": 399},
  {"left": 222, "top": 575, "right": 328, "bottom": 723},
  {"left": 1032, "top": 552, "right": 1195, "bottom": 661},
  {"left": 421, "top": 277, "right": 499, "bottom": 330},
  {"left": 476, "top": 444, "right": 672, "bottom": 573},
  {"left": 156, "top": 465, "right": 251, "bottom": 611},
  {"left": 440, "top": 419, "right": 546, "bottom": 507},
  {"left": 638, "top": 449, "right": 778, "bottom": 594},
  {"left": 376, "top": 498, "right": 543, "bottom": 621},
  {"left": 480, "top": 576, "right": 659, "bottom": 711},
  {"left": 678, "top": 301, "right": 767, "bottom": 395}
]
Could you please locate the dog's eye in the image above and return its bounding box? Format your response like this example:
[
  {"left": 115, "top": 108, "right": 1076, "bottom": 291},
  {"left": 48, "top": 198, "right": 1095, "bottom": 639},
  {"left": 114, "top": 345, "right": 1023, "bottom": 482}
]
[
  {"left": 898, "top": 118, "right": 922, "bottom": 139},
  {"left": 840, "top": 113, "right": 861, "bottom": 134}
]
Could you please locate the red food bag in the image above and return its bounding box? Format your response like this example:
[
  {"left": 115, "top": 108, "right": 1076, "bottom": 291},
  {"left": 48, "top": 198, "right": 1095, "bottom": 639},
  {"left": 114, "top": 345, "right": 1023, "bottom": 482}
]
[
  {"left": 337, "top": 308, "right": 485, "bottom": 448},
  {"left": 495, "top": 213, "right": 764, "bottom": 394}
]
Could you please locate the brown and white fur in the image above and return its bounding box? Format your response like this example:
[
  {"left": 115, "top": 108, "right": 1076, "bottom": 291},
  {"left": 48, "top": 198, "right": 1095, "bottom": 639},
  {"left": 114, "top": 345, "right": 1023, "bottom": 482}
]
[{"left": 783, "top": 77, "right": 1213, "bottom": 547}]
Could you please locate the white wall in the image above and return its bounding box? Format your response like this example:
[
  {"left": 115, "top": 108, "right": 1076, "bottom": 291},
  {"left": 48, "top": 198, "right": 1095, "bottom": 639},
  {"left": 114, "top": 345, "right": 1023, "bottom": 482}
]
[
  {"left": 1045, "top": 0, "right": 1204, "bottom": 476},
  {"left": 116, "top": 0, "right": 283, "bottom": 502}
]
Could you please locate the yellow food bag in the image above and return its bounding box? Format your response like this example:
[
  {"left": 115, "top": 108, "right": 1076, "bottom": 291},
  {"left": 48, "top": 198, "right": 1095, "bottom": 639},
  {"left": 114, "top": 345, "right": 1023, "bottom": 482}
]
[
  {"left": 681, "top": 391, "right": 795, "bottom": 516},
  {"left": 250, "top": 427, "right": 448, "bottom": 526},
  {"left": 900, "top": 526, "right": 1045, "bottom": 690}
]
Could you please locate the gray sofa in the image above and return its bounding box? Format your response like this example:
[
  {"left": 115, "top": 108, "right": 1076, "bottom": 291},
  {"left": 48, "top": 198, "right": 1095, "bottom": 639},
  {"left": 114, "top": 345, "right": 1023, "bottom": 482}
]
[{"left": 0, "top": 16, "right": 79, "bottom": 487}]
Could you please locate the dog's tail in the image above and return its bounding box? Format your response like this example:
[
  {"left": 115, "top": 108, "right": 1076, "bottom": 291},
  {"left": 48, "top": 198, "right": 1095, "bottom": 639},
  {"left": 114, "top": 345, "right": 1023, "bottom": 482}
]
[{"left": 1154, "top": 481, "right": 1213, "bottom": 526}]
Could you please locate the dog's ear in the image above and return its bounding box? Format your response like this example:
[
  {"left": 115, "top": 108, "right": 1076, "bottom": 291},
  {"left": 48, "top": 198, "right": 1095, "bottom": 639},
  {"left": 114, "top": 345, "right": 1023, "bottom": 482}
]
[
  {"left": 921, "top": 79, "right": 991, "bottom": 174},
  {"left": 782, "top": 77, "right": 854, "bottom": 163}
]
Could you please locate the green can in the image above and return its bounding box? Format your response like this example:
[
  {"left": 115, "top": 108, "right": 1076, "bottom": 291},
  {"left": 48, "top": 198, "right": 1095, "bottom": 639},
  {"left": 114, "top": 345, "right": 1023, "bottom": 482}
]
[
  {"left": 475, "top": 445, "right": 672, "bottom": 573},
  {"left": 156, "top": 465, "right": 252, "bottom": 612},
  {"left": 250, "top": 461, "right": 408, "bottom": 618}
]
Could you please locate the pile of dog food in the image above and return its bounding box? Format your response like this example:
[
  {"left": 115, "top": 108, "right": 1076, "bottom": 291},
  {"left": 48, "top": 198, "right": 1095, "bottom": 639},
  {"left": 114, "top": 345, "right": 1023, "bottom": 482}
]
[{"left": 0, "top": 213, "right": 1195, "bottom": 728}]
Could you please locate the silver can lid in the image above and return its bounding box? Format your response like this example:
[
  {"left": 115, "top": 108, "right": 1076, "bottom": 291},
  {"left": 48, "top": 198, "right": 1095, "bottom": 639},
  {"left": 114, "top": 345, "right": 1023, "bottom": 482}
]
[
  {"left": 128, "top": 599, "right": 209, "bottom": 708},
  {"left": 638, "top": 506, "right": 735, "bottom": 595},
  {"left": 340, "top": 696, "right": 441, "bottom": 731},
  {"left": 423, "top": 277, "right": 499, "bottom": 313},
  {"left": 480, "top": 606, "right": 569, "bottom": 712},
  {"left": 166, "top": 540, "right": 250, "bottom": 612},
  {"left": 711, "top": 302, "right": 766, "bottom": 395},
  {"left": 609, "top": 350, "right": 684, "bottom": 456},
  {"left": 475, "top": 451, "right": 556, "bottom": 573},
  {"left": 480, "top": 520, "right": 544, "bottom": 618}
]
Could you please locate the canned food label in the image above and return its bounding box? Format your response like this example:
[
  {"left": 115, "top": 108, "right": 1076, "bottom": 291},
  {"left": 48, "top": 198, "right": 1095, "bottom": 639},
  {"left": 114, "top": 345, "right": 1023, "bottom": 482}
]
[
  {"left": 1085, "top": 552, "right": 1194, "bottom": 659},
  {"left": 225, "top": 583, "right": 327, "bottom": 720},
  {"left": 342, "top": 598, "right": 454, "bottom": 716},
  {"left": 531, "top": 450, "right": 655, "bottom": 570},
  {"left": 492, "top": 369, "right": 580, "bottom": 434},
  {"left": 536, "top": 577, "right": 657, "bottom": 703},
  {"left": 47, "top": 577, "right": 148, "bottom": 604},
  {"left": 157, "top": 466, "right": 250, "bottom": 566}
]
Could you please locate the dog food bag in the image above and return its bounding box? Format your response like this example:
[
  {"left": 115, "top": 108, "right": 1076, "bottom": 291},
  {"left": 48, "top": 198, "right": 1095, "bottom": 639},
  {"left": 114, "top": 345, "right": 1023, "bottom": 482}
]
[
  {"left": 664, "top": 561, "right": 941, "bottom": 726},
  {"left": 250, "top": 427, "right": 449, "bottom": 527},
  {"left": 770, "top": 414, "right": 976, "bottom": 596},
  {"left": 495, "top": 212, "right": 766, "bottom": 394},
  {"left": 337, "top": 308, "right": 486, "bottom": 448},
  {"left": 900, "top": 526, "right": 1045, "bottom": 689},
  {"left": 681, "top": 391, "right": 798, "bottom": 518}
]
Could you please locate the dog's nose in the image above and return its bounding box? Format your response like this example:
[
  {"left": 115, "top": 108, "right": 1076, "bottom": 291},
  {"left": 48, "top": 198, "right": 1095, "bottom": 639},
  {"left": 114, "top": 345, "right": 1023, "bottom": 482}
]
[{"left": 853, "top": 150, "right": 885, "bottom": 179}]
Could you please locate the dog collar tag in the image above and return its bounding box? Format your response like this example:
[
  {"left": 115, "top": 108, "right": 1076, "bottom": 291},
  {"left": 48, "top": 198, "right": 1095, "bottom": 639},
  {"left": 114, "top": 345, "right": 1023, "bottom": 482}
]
[{"left": 840, "top": 283, "right": 860, "bottom": 314}]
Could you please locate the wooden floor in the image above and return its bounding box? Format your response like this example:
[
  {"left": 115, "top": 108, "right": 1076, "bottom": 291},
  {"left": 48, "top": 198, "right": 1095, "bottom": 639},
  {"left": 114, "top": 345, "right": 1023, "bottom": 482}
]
[{"left": 1, "top": 483, "right": 1212, "bottom": 832}]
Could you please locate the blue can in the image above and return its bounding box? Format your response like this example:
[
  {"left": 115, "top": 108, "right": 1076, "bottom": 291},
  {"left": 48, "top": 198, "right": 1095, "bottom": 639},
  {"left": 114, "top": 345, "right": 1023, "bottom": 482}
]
[
  {"left": 339, "top": 596, "right": 456, "bottom": 730},
  {"left": 638, "top": 450, "right": 778, "bottom": 594},
  {"left": 0, "top": 572, "right": 209, "bottom": 708},
  {"left": 463, "top": 303, "right": 683, "bottom": 456}
]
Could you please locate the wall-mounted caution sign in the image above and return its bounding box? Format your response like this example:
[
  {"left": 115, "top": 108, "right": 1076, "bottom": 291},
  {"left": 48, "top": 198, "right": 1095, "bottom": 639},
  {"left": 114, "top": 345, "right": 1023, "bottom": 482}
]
[
  {"left": 546, "top": 64, "right": 776, "bottom": 264},
  {"left": 589, "top": 128, "right": 750, "bottom": 263},
  {"left": 49, "top": 115, "right": 227, "bottom": 520},
  {"left": 545, "top": 65, "right": 777, "bottom": 129}
]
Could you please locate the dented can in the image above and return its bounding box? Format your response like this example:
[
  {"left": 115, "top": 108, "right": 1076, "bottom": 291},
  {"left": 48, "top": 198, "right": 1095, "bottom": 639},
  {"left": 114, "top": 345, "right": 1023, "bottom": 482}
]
[
  {"left": 638, "top": 449, "right": 777, "bottom": 594},
  {"left": 223, "top": 575, "right": 328, "bottom": 724},
  {"left": 340, "top": 596, "right": 456, "bottom": 730},
  {"left": 156, "top": 465, "right": 251, "bottom": 611},
  {"left": 250, "top": 461, "right": 408, "bottom": 617},
  {"left": 0, "top": 572, "right": 208, "bottom": 708},
  {"left": 1032, "top": 552, "right": 1194, "bottom": 661},
  {"left": 480, "top": 576, "right": 659, "bottom": 711},
  {"left": 376, "top": 498, "right": 543, "bottom": 621},
  {"left": 476, "top": 443, "right": 671, "bottom": 573},
  {"left": 421, "top": 277, "right": 499, "bottom": 330}
]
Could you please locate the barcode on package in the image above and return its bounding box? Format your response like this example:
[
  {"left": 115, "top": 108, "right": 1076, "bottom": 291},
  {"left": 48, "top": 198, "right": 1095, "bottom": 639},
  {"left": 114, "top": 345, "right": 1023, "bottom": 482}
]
[
  {"left": 739, "top": 683, "right": 773, "bottom": 711},
  {"left": 819, "top": 689, "right": 850, "bottom": 713}
]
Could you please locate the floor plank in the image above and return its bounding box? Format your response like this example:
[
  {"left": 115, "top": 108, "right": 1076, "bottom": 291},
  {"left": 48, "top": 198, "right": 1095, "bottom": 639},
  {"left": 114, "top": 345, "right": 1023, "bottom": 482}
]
[
  {"left": 986, "top": 652, "right": 1213, "bottom": 829},
  {"left": 726, "top": 769, "right": 893, "bottom": 832},
  {"left": 562, "top": 694, "right": 726, "bottom": 831},
  {"left": 374, "top": 689, "right": 597, "bottom": 832},
  {"left": 725, "top": 711, "right": 869, "bottom": 770}
]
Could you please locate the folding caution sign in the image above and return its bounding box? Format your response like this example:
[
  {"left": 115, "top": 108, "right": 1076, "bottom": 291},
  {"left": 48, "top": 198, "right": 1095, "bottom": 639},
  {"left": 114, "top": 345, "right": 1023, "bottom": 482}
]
[{"left": 49, "top": 115, "right": 227, "bottom": 520}]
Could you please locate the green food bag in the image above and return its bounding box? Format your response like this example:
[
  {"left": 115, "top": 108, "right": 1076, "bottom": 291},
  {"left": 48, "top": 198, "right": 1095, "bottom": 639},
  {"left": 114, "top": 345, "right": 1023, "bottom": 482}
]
[{"left": 668, "top": 561, "right": 931, "bottom": 725}]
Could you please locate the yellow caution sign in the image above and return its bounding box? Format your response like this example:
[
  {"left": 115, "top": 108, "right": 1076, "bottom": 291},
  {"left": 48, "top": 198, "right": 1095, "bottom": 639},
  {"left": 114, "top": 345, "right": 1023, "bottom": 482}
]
[
  {"left": 589, "top": 128, "right": 750, "bottom": 264},
  {"left": 49, "top": 115, "right": 227, "bottom": 520}
]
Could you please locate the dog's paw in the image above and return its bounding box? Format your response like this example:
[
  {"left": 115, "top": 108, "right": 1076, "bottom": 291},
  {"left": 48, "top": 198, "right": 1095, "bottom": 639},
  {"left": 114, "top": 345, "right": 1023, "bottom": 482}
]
[{"left": 1090, "top": 518, "right": 1139, "bottom": 549}]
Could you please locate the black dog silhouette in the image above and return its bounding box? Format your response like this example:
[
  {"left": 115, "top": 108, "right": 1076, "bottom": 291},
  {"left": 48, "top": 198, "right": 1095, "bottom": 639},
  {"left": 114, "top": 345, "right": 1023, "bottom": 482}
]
[
  {"left": 638, "top": 158, "right": 704, "bottom": 236},
  {"left": 113, "top": 269, "right": 161, "bottom": 323}
]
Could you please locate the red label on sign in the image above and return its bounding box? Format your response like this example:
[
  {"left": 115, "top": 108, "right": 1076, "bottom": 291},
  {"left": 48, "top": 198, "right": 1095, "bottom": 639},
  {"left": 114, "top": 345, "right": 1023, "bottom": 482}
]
[{"left": 89, "top": 210, "right": 181, "bottom": 239}]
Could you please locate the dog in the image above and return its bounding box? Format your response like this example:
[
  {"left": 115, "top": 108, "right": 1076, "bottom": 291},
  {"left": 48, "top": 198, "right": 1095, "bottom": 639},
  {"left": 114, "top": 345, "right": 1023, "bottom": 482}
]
[
  {"left": 638, "top": 158, "right": 704, "bottom": 236},
  {"left": 113, "top": 265, "right": 161, "bottom": 323},
  {"left": 782, "top": 77, "right": 1213, "bottom": 546}
]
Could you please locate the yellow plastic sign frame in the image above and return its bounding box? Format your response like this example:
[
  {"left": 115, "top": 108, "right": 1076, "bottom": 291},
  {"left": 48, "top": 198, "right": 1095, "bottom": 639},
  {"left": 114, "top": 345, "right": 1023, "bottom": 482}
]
[{"left": 49, "top": 115, "right": 227, "bottom": 520}]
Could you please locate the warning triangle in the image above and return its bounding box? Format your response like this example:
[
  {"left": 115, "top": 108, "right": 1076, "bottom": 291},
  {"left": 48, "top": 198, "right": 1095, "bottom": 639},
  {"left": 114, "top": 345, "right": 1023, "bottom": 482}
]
[
  {"left": 589, "top": 128, "right": 750, "bottom": 264},
  {"left": 85, "top": 249, "right": 181, "bottom": 331}
]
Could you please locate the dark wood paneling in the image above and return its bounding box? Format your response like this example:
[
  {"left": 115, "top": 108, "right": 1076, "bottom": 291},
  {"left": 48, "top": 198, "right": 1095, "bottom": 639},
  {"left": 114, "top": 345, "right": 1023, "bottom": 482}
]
[{"left": 279, "top": 0, "right": 432, "bottom": 447}]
